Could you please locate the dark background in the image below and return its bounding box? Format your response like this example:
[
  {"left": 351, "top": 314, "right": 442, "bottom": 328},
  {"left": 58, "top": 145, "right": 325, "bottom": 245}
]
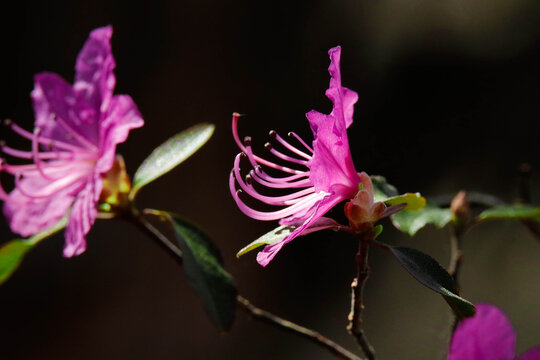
[{"left": 1, "top": 1, "right": 539, "bottom": 359}]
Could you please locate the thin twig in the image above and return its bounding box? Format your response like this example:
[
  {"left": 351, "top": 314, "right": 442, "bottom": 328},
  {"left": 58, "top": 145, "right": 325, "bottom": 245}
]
[
  {"left": 347, "top": 233, "right": 375, "bottom": 360},
  {"left": 447, "top": 225, "right": 463, "bottom": 283},
  {"left": 130, "top": 208, "right": 361, "bottom": 360},
  {"left": 237, "top": 296, "right": 362, "bottom": 360}
]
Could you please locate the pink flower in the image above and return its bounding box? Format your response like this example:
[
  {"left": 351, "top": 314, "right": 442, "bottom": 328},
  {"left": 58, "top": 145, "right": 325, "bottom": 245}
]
[
  {"left": 0, "top": 26, "right": 143, "bottom": 257},
  {"left": 448, "top": 304, "right": 540, "bottom": 360},
  {"left": 230, "top": 46, "right": 369, "bottom": 266}
]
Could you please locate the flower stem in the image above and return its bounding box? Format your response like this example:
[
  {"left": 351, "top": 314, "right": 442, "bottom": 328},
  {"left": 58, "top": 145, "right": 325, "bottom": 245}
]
[
  {"left": 347, "top": 231, "right": 375, "bottom": 360},
  {"left": 129, "top": 208, "right": 361, "bottom": 360},
  {"left": 237, "top": 296, "right": 362, "bottom": 360},
  {"left": 447, "top": 225, "right": 463, "bottom": 282}
]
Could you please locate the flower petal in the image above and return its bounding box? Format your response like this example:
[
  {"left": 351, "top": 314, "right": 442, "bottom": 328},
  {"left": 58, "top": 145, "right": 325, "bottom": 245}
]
[
  {"left": 95, "top": 95, "right": 144, "bottom": 174},
  {"left": 448, "top": 303, "right": 516, "bottom": 360},
  {"left": 63, "top": 174, "right": 102, "bottom": 257},
  {"left": 74, "top": 25, "right": 116, "bottom": 113},
  {"left": 32, "top": 73, "right": 100, "bottom": 148},
  {"left": 306, "top": 46, "right": 360, "bottom": 196},
  {"left": 517, "top": 346, "right": 540, "bottom": 360},
  {"left": 256, "top": 194, "right": 344, "bottom": 266},
  {"left": 3, "top": 177, "right": 78, "bottom": 237}
]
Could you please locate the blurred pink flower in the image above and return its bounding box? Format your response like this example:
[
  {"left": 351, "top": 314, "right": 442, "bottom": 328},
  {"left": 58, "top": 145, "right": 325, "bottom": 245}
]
[
  {"left": 448, "top": 304, "right": 540, "bottom": 360},
  {"left": 0, "top": 26, "right": 143, "bottom": 257},
  {"left": 230, "top": 46, "right": 368, "bottom": 266}
]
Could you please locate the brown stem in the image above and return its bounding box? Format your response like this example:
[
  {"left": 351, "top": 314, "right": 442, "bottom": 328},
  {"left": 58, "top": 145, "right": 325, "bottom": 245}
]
[
  {"left": 130, "top": 209, "right": 361, "bottom": 360},
  {"left": 237, "top": 296, "right": 362, "bottom": 360},
  {"left": 347, "top": 232, "right": 375, "bottom": 360},
  {"left": 447, "top": 225, "right": 463, "bottom": 283}
]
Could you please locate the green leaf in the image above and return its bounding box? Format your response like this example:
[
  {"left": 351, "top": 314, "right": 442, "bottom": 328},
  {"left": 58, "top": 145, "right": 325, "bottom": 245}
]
[
  {"left": 146, "top": 210, "right": 237, "bottom": 332},
  {"left": 237, "top": 225, "right": 297, "bottom": 258},
  {"left": 371, "top": 175, "right": 425, "bottom": 211},
  {"left": 385, "top": 245, "right": 475, "bottom": 319},
  {"left": 391, "top": 204, "right": 453, "bottom": 236},
  {"left": 130, "top": 123, "right": 215, "bottom": 199},
  {"left": 371, "top": 175, "right": 399, "bottom": 202},
  {"left": 0, "top": 217, "right": 67, "bottom": 285},
  {"left": 385, "top": 193, "right": 426, "bottom": 211},
  {"left": 478, "top": 205, "right": 540, "bottom": 222}
]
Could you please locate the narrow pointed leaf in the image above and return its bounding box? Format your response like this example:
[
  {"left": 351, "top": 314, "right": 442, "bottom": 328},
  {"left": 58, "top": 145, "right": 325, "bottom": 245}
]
[
  {"left": 145, "top": 210, "right": 237, "bottom": 332},
  {"left": 478, "top": 205, "right": 540, "bottom": 222},
  {"left": 391, "top": 204, "right": 453, "bottom": 236},
  {"left": 130, "top": 123, "right": 215, "bottom": 199},
  {"left": 0, "top": 216, "right": 67, "bottom": 285},
  {"left": 237, "top": 225, "right": 297, "bottom": 258},
  {"left": 385, "top": 244, "right": 475, "bottom": 319}
]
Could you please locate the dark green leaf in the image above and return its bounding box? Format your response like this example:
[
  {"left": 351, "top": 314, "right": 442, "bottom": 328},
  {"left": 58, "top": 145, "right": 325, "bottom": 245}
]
[
  {"left": 385, "top": 245, "right": 475, "bottom": 319},
  {"left": 391, "top": 204, "right": 453, "bottom": 236},
  {"left": 146, "top": 210, "right": 237, "bottom": 332},
  {"left": 130, "top": 123, "right": 215, "bottom": 199},
  {"left": 0, "top": 217, "right": 67, "bottom": 285},
  {"left": 237, "top": 224, "right": 297, "bottom": 257},
  {"left": 478, "top": 205, "right": 540, "bottom": 222}
]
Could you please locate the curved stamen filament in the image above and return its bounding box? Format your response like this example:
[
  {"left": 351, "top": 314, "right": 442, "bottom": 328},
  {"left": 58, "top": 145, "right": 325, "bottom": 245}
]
[
  {"left": 1, "top": 144, "right": 70, "bottom": 160},
  {"left": 53, "top": 115, "right": 98, "bottom": 152},
  {"left": 232, "top": 155, "right": 315, "bottom": 206},
  {"left": 232, "top": 113, "right": 303, "bottom": 175},
  {"left": 272, "top": 131, "right": 312, "bottom": 160},
  {"left": 249, "top": 169, "right": 312, "bottom": 189},
  {"left": 253, "top": 165, "right": 310, "bottom": 183},
  {"left": 14, "top": 171, "right": 85, "bottom": 199},
  {"left": 265, "top": 143, "right": 308, "bottom": 166},
  {"left": 230, "top": 174, "right": 325, "bottom": 221},
  {"left": 7, "top": 121, "right": 85, "bottom": 152},
  {"left": 32, "top": 128, "right": 63, "bottom": 181},
  {"left": 288, "top": 131, "right": 314, "bottom": 153}
]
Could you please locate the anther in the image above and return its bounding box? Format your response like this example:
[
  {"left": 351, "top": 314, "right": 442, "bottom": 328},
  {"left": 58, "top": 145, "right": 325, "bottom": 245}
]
[
  {"left": 3, "top": 119, "right": 12, "bottom": 126},
  {"left": 245, "top": 174, "right": 253, "bottom": 185},
  {"left": 243, "top": 136, "right": 252, "bottom": 147},
  {"left": 0, "top": 140, "right": 5, "bottom": 147},
  {"left": 287, "top": 132, "right": 292, "bottom": 137},
  {"left": 269, "top": 130, "right": 277, "bottom": 138},
  {"left": 240, "top": 152, "right": 247, "bottom": 159},
  {"left": 264, "top": 142, "right": 272, "bottom": 150}
]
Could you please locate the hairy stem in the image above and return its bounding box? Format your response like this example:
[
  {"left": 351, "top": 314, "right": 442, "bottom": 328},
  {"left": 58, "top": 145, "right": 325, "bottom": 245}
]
[
  {"left": 130, "top": 208, "right": 360, "bottom": 360},
  {"left": 347, "top": 232, "right": 375, "bottom": 360}
]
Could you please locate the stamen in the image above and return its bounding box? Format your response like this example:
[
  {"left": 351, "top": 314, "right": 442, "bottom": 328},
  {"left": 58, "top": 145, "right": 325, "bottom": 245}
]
[
  {"left": 253, "top": 166, "right": 310, "bottom": 183},
  {"left": 288, "top": 131, "right": 314, "bottom": 153},
  {"left": 53, "top": 114, "right": 98, "bottom": 152},
  {"left": 232, "top": 113, "right": 302, "bottom": 174},
  {"left": 8, "top": 122, "right": 85, "bottom": 152},
  {"left": 274, "top": 132, "right": 312, "bottom": 160},
  {"left": 249, "top": 170, "right": 311, "bottom": 189},
  {"left": 14, "top": 171, "right": 85, "bottom": 199},
  {"left": 265, "top": 142, "right": 309, "bottom": 166},
  {"left": 32, "top": 128, "right": 61, "bottom": 181},
  {"left": 230, "top": 174, "right": 326, "bottom": 221},
  {"left": 232, "top": 154, "right": 315, "bottom": 206},
  {"left": 1, "top": 144, "right": 70, "bottom": 160}
]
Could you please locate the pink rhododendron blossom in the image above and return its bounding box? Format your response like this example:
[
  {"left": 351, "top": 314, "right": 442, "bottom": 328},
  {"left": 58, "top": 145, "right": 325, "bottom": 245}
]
[
  {"left": 448, "top": 304, "right": 540, "bottom": 360},
  {"left": 0, "top": 26, "right": 143, "bottom": 257},
  {"left": 230, "top": 46, "right": 378, "bottom": 266}
]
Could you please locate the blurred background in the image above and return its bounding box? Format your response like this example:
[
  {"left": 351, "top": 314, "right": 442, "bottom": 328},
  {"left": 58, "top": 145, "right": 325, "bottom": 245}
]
[{"left": 1, "top": 1, "right": 539, "bottom": 359}]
